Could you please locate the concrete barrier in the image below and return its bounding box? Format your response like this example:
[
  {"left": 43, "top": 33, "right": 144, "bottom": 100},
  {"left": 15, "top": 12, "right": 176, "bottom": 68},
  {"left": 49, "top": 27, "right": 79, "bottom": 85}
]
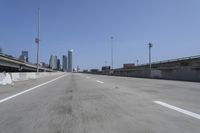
[
  {"left": 0, "top": 72, "right": 63, "bottom": 85},
  {"left": 0, "top": 73, "right": 12, "bottom": 85},
  {"left": 11, "top": 73, "right": 36, "bottom": 81}
]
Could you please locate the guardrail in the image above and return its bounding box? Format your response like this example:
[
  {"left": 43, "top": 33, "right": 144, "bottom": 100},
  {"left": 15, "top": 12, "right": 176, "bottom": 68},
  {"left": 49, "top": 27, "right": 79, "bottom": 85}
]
[{"left": 137, "top": 55, "right": 200, "bottom": 67}]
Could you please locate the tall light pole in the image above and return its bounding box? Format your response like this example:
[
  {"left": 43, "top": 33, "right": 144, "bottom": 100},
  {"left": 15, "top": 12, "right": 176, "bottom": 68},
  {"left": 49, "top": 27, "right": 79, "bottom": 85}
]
[
  {"left": 148, "top": 42, "right": 153, "bottom": 70},
  {"left": 35, "top": 8, "right": 40, "bottom": 72},
  {"left": 110, "top": 36, "right": 114, "bottom": 69}
]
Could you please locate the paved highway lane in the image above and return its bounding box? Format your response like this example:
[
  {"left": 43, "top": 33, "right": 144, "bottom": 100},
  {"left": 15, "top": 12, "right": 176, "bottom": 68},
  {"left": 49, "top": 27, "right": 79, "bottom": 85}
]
[{"left": 0, "top": 73, "right": 200, "bottom": 133}]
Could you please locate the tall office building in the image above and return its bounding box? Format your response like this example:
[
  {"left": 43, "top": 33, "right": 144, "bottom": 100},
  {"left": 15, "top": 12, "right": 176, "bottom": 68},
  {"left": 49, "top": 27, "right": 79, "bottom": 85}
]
[
  {"left": 19, "top": 51, "right": 29, "bottom": 62},
  {"left": 68, "top": 49, "right": 73, "bottom": 72},
  {"left": 57, "top": 59, "right": 60, "bottom": 70},
  {"left": 0, "top": 48, "right": 2, "bottom": 54},
  {"left": 62, "top": 55, "right": 67, "bottom": 72},
  {"left": 49, "top": 54, "right": 57, "bottom": 70}
]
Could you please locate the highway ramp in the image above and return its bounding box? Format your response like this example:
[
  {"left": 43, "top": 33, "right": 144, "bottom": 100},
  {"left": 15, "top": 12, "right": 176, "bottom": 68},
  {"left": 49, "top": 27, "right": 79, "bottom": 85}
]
[{"left": 0, "top": 73, "right": 200, "bottom": 133}]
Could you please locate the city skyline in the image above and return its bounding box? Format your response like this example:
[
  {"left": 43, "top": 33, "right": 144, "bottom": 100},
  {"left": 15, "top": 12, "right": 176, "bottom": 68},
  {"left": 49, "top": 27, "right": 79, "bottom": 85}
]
[
  {"left": 0, "top": 48, "right": 64, "bottom": 66},
  {"left": 1, "top": 0, "right": 200, "bottom": 70},
  {"left": 0, "top": 46, "right": 72, "bottom": 71}
]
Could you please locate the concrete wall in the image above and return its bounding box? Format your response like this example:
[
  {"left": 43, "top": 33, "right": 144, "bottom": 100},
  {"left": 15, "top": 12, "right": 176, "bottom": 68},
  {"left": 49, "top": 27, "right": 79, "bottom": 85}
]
[
  {"left": 11, "top": 72, "right": 62, "bottom": 82},
  {"left": 11, "top": 73, "right": 36, "bottom": 81},
  {"left": 94, "top": 66, "right": 200, "bottom": 82},
  {"left": 160, "top": 67, "right": 200, "bottom": 82},
  {"left": 150, "top": 70, "right": 162, "bottom": 78},
  {"left": 114, "top": 69, "right": 150, "bottom": 78},
  {"left": 114, "top": 67, "right": 200, "bottom": 82},
  {"left": 0, "top": 72, "right": 63, "bottom": 85}
]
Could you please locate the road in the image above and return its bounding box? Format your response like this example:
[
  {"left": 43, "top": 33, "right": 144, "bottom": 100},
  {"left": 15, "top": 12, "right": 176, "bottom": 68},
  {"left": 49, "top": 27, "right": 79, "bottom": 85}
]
[{"left": 0, "top": 73, "right": 200, "bottom": 133}]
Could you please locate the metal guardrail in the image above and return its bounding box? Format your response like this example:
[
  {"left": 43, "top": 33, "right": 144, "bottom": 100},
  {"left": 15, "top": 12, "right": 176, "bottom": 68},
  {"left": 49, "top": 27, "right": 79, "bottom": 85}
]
[{"left": 137, "top": 55, "right": 200, "bottom": 67}]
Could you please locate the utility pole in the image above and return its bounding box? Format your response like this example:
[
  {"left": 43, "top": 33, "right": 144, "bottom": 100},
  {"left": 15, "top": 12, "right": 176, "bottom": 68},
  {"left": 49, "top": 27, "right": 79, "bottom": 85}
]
[
  {"left": 148, "top": 42, "right": 153, "bottom": 71},
  {"left": 35, "top": 8, "right": 40, "bottom": 72},
  {"left": 110, "top": 36, "right": 114, "bottom": 69}
]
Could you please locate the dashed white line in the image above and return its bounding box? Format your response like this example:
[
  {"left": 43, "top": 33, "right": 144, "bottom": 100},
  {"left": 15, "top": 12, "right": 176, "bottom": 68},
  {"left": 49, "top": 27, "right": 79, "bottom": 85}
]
[
  {"left": 154, "top": 101, "right": 200, "bottom": 120},
  {"left": 0, "top": 74, "right": 66, "bottom": 104},
  {"left": 86, "top": 76, "right": 91, "bottom": 79},
  {"left": 96, "top": 80, "right": 104, "bottom": 84}
]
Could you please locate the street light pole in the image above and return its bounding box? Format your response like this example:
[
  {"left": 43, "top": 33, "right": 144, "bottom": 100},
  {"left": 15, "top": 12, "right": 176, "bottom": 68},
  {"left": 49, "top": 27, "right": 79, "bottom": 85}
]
[
  {"left": 110, "top": 36, "right": 114, "bottom": 69},
  {"left": 35, "top": 8, "right": 40, "bottom": 72},
  {"left": 148, "top": 42, "right": 153, "bottom": 70}
]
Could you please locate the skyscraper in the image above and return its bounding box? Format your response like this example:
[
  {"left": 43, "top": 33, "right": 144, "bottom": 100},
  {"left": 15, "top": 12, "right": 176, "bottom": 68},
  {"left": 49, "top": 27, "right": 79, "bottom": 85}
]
[
  {"left": 49, "top": 54, "right": 57, "bottom": 70},
  {"left": 62, "top": 55, "right": 67, "bottom": 72},
  {"left": 68, "top": 49, "right": 73, "bottom": 72},
  {"left": 57, "top": 59, "right": 60, "bottom": 70},
  {"left": 19, "top": 51, "right": 29, "bottom": 62},
  {"left": 0, "top": 48, "right": 2, "bottom": 54}
]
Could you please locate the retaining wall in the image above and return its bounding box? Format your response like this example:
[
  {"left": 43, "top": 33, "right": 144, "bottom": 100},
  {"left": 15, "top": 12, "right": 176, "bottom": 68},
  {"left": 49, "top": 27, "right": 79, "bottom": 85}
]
[
  {"left": 92, "top": 67, "right": 200, "bottom": 82},
  {"left": 160, "top": 67, "right": 200, "bottom": 82},
  {"left": 113, "top": 67, "right": 200, "bottom": 82}
]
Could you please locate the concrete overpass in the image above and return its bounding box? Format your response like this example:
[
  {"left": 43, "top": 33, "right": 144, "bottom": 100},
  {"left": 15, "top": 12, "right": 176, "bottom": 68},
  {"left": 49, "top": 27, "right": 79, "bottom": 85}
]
[{"left": 0, "top": 54, "right": 53, "bottom": 72}]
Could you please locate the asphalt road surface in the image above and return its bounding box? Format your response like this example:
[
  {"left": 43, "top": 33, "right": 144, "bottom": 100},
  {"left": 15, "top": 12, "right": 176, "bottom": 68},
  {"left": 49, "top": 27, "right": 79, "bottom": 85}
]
[{"left": 0, "top": 73, "right": 200, "bottom": 133}]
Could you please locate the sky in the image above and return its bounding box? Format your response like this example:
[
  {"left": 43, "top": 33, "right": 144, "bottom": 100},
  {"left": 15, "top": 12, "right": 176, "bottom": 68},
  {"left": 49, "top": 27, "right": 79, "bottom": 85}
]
[{"left": 0, "top": 0, "right": 200, "bottom": 70}]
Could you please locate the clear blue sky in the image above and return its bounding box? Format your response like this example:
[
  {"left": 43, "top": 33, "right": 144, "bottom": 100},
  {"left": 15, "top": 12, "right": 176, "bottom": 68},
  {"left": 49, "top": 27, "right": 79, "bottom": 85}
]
[{"left": 0, "top": 0, "right": 200, "bottom": 69}]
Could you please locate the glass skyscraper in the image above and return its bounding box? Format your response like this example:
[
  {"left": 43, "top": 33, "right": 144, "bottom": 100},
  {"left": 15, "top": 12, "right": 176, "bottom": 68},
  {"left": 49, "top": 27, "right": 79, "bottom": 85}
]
[
  {"left": 68, "top": 49, "right": 73, "bottom": 72},
  {"left": 62, "top": 55, "right": 67, "bottom": 72}
]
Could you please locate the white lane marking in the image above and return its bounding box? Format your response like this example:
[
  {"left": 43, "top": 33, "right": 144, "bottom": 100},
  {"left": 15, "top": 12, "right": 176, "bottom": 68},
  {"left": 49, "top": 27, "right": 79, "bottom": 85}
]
[
  {"left": 96, "top": 80, "right": 104, "bottom": 84},
  {"left": 86, "top": 77, "right": 91, "bottom": 79},
  {"left": 154, "top": 101, "right": 200, "bottom": 120},
  {"left": 0, "top": 74, "right": 66, "bottom": 104}
]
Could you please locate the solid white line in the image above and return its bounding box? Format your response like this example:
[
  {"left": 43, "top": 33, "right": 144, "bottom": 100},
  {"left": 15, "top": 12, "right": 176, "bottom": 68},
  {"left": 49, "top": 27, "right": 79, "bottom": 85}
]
[
  {"left": 154, "top": 101, "right": 200, "bottom": 120},
  {"left": 96, "top": 80, "right": 104, "bottom": 84},
  {"left": 0, "top": 74, "right": 66, "bottom": 104}
]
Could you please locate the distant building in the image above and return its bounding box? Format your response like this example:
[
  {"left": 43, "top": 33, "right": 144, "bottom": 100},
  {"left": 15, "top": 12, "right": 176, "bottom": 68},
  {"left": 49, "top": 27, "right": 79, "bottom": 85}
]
[
  {"left": 62, "top": 55, "right": 67, "bottom": 72},
  {"left": 0, "top": 48, "right": 2, "bottom": 54},
  {"left": 123, "top": 63, "right": 135, "bottom": 69},
  {"left": 83, "top": 69, "right": 88, "bottom": 73},
  {"left": 90, "top": 69, "right": 99, "bottom": 73},
  {"left": 49, "top": 54, "right": 57, "bottom": 70},
  {"left": 68, "top": 49, "right": 73, "bottom": 72},
  {"left": 57, "top": 59, "right": 60, "bottom": 70},
  {"left": 73, "top": 66, "right": 80, "bottom": 72},
  {"left": 22, "top": 51, "right": 28, "bottom": 62},
  {"left": 101, "top": 66, "right": 111, "bottom": 71},
  {"left": 77, "top": 65, "right": 80, "bottom": 72},
  {"left": 41, "top": 62, "right": 49, "bottom": 68},
  {"left": 19, "top": 55, "right": 26, "bottom": 62},
  {"left": 19, "top": 51, "right": 29, "bottom": 62}
]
